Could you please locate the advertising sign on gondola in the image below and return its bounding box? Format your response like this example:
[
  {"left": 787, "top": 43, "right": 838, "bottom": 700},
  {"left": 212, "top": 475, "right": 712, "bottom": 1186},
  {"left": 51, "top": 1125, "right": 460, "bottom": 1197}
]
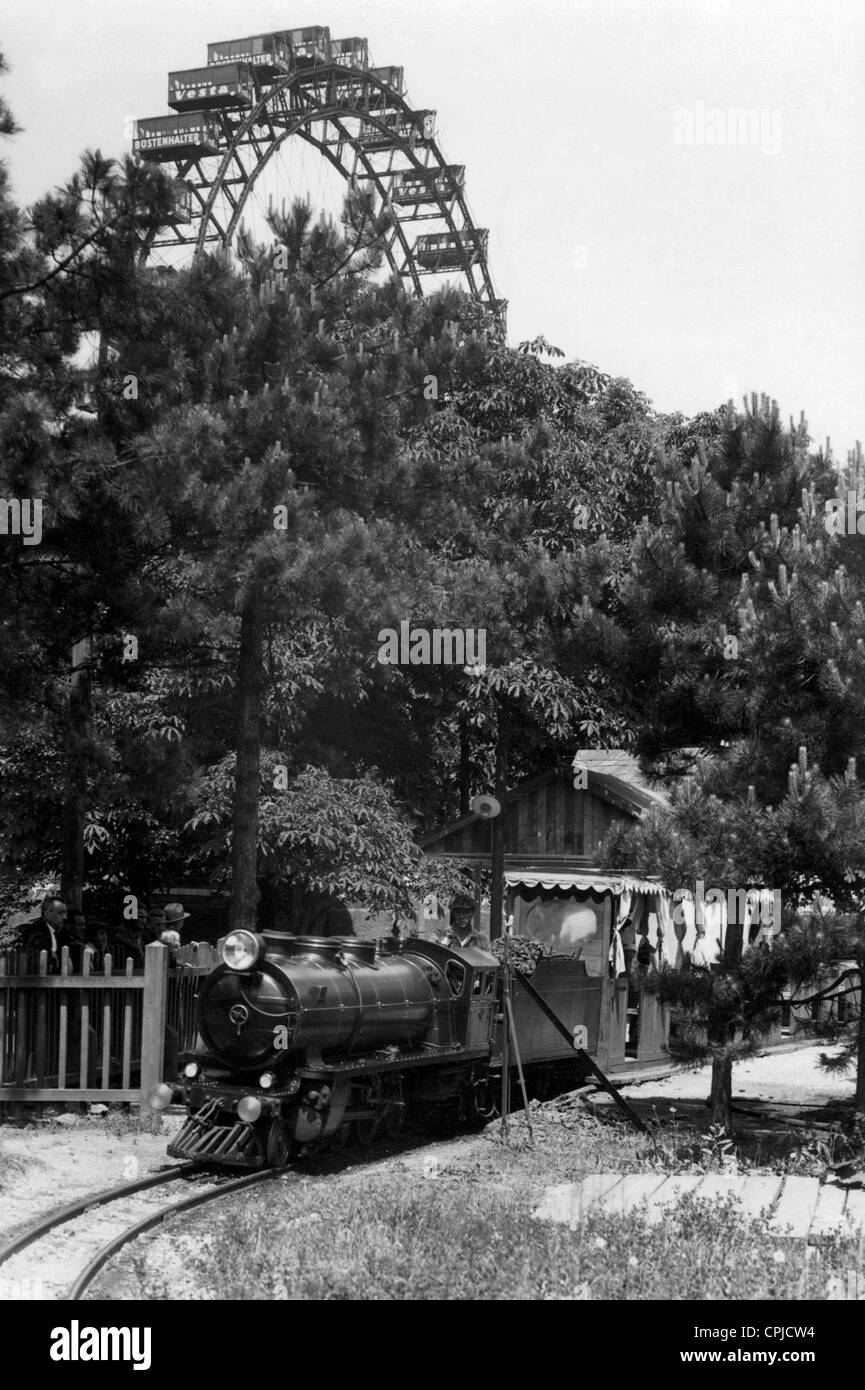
[
  {"left": 134, "top": 115, "right": 220, "bottom": 155},
  {"left": 168, "top": 63, "right": 254, "bottom": 110}
]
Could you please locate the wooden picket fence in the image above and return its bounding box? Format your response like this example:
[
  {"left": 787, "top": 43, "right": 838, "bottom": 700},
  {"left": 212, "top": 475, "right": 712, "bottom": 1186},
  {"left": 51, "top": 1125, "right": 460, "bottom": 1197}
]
[{"left": 0, "top": 940, "right": 218, "bottom": 1106}]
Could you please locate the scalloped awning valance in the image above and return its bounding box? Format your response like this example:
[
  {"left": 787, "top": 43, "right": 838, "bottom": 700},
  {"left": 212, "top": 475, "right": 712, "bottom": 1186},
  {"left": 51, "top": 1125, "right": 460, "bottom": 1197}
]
[{"left": 504, "top": 870, "right": 664, "bottom": 896}]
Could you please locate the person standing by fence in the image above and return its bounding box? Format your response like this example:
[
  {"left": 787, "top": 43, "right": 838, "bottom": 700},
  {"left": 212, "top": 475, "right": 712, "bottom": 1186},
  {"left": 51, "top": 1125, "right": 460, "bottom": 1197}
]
[
  {"left": 18, "top": 896, "right": 70, "bottom": 972},
  {"left": 113, "top": 908, "right": 148, "bottom": 967},
  {"left": 147, "top": 906, "right": 167, "bottom": 943},
  {"left": 163, "top": 902, "right": 191, "bottom": 940}
]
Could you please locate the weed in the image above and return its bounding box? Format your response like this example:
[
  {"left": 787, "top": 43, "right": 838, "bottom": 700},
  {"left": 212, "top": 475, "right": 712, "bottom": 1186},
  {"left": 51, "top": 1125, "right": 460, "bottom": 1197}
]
[
  {"left": 86, "top": 1179, "right": 863, "bottom": 1302},
  {"left": 80, "top": 1101, "right": 865, "bottom": 1302}
]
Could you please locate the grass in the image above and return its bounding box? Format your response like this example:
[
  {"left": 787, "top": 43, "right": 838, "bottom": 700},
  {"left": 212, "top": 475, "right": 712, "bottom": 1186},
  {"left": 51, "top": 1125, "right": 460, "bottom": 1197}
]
[
  {"left": 83, "top": 1101, "right": 865, "bottom": 1301},
  {"left": 97, "top": 1108, "right": 165, "bottom": 1138},
  {"left": 0, "top": 1141, "right": 31, "bottom": 1192},
  {"left": 8, "top": 1106, "right": 167, "bottom": 1137},
  {"left": 91, "top": 1172, "right": 863, "bottom": 1303}
]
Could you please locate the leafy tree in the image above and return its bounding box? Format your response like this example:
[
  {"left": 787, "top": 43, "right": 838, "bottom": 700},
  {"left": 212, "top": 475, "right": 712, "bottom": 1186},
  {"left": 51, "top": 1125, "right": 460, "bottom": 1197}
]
[
  {"left": 188, "top": 754, "right": 467, "bottom": 932},
  {"left": 369, "top": 334, "right": 664, "bottom": 845}
]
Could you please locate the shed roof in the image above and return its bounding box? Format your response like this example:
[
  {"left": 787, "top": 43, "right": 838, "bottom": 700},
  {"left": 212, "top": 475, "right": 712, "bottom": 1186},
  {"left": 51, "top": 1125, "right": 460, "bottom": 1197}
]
[
  {"left": 572, "top": 749, "right": 671, "bottom": 815},
  {"left": 421, "top": 754, "right": 669, "bottom": 856}
]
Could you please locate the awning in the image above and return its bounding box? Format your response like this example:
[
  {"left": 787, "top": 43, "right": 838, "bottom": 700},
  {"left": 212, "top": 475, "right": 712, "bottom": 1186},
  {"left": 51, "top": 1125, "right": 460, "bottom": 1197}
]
[{"left": 504, "top": 869, "right": 664, "bottom": 897}]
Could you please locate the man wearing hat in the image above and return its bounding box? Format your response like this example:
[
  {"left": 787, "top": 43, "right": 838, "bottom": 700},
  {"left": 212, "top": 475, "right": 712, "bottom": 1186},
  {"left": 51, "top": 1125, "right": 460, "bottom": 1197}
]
[
  {"left": 163, "top": 902, "right": 191, "bottom": 939},
  {"left": 438, "top": 893, "right": 489, "bottom": 950}
]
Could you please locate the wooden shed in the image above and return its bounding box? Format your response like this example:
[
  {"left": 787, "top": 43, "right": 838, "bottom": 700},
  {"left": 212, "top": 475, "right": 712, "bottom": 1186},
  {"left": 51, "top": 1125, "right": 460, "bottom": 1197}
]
[{"left": 421, "top": 753, "right": 673, "bottom": 1070}]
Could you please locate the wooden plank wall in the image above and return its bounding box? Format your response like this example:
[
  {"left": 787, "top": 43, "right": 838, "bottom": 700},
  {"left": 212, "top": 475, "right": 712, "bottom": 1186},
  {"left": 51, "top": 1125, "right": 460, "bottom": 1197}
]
[{"left": 429, "top": 775, "right": 634, "bottom": 859}]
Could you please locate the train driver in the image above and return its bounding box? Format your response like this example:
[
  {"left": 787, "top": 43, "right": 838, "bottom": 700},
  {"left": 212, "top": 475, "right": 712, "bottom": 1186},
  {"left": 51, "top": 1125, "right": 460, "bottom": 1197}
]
[{"left": 439, "top": 893, "right": 489, "bottom": 950}]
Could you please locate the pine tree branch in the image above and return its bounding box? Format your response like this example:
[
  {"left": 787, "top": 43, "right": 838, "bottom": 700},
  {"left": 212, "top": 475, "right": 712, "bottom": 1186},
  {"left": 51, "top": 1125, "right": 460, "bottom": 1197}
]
[
  {"left": 0, "top": 213, "right": 121, "bottom": 302},
  {"left": 313, "top": 206, "right": 377, "bottom": 290}
]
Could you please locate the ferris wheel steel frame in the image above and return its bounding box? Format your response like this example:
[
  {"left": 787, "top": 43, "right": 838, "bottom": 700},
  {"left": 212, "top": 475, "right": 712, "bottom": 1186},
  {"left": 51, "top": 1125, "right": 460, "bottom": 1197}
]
[{"left": 138, "top": 54, "right": 504, "bottom": 325}]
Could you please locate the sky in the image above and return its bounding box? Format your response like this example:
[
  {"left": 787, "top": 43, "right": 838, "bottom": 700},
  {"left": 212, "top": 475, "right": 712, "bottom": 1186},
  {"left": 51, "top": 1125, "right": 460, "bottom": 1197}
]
[{"left": 2, "top": 0, "right": 863, "bottom": 452}]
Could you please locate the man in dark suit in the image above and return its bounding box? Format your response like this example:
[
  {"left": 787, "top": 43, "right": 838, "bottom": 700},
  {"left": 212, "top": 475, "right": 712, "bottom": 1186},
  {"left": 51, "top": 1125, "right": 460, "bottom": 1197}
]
[{"left": 19, "top": 895, "right": 70, "bottom": 971}]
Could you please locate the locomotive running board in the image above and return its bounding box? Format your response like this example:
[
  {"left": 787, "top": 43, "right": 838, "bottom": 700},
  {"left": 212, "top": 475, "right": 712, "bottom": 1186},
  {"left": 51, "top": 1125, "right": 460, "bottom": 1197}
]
[{"left": 513, "top": 969, "right": 647, "bottom": 1134}]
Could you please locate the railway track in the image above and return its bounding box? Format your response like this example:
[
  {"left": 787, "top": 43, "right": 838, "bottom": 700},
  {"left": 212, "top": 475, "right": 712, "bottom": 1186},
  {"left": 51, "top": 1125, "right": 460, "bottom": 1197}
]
[
  {"left": 0, "top": 1163, "right": 286, "bottom": 1301},
  {"left": 0, "top": 1117, "right": 473, "bottom": 1301}
]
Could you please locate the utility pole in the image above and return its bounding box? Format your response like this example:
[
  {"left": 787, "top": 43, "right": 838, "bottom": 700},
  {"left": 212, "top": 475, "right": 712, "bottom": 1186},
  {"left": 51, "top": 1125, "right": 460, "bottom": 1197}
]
[
  {"left": 489, "top": 715, "right": 508, "bottom": 941},
  {"left": 61, "top": 634, "right": 92, "bottom": 912}
]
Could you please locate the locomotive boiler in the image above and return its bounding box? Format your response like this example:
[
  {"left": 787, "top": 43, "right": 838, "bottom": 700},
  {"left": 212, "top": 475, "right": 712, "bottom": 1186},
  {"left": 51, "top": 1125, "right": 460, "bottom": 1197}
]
[{"left": 151, "top": 928, "right": 501, "bottom": 1167}]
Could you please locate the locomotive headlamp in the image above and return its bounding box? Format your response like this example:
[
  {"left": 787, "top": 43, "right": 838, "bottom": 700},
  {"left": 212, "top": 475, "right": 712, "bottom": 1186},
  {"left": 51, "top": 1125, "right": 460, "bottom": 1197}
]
[
  {"left": 183, "top": 1062, "right": 200, "bottom": 1079},
  {"left": 221, "top": 930, "right": 264, "bottom": 972},
  {"left": 237, "top": 1096, "right": 262, "bottom": 1123},
  {"left": 148, "top": 1082, "right": 175, "bottom": 1111},
  {"left": 259, "top": 1071, "right": 277, "bottom": 1090}
]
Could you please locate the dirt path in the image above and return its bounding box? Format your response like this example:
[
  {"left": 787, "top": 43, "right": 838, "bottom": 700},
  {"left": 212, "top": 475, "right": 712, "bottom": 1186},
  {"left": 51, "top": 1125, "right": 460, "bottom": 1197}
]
[
  {"left": 620, "top": 1044, "right": 854, "bottom": 1110},
  {"left": 0, "top": 1126, "right": 489, "bottom": 1300},
  {"left": 591, "top": 1043, "right": 856, "bottom": 1138},
  {"left": 0, "top": 1119, "right": 183, "bottom": 1244}
]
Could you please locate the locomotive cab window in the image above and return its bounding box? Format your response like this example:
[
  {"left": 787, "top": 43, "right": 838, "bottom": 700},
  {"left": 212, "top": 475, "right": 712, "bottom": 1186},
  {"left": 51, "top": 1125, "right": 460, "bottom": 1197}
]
[
  {"left": 445, "top": 961, "right": 466, "bottom": 996},
  {"left": 419, "top": 959, "right": 444, "bottom": 991}
]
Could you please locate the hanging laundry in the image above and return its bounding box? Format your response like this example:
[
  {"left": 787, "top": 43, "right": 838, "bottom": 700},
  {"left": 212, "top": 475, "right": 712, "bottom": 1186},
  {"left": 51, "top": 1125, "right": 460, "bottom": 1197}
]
[
  {"left": 609, "top": 928, "right": 626, "bottom": 977},
  {"left": 691, "top": 926, "right": 710, "bottom": 968}
]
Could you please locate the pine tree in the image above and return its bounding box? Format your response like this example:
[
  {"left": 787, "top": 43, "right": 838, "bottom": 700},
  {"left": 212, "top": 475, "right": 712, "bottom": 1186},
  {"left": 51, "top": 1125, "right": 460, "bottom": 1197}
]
[
  {"left": 603, "top": 397, "right": 865, "bottom": 1123},
  {"left": 105, "top": 196, "right": 503, "bottom": 928},
  {"left": 0, "top": 65, "right": 182, "bottom": 911}
]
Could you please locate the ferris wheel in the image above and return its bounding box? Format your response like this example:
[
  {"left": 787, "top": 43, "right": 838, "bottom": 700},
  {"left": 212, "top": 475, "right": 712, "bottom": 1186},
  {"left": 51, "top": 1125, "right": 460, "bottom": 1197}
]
[{"left": 132, "top": 24, "right": 505, "bottom": 326}]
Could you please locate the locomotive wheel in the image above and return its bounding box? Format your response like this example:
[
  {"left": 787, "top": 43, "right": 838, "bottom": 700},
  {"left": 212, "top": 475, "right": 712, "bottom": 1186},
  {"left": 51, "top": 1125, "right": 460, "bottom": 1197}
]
[
  {"left": 354, "top": 1117, "right": 380, "bottom": 1147},
  {"left": 329, "top": 1123, "right": 351, "bottom": 1151},
  {"left": 382, "top": 1078, "right": 405, "bottom": 1139},
  {"left": 532, "top": 1068, "right": 557, "bottom": 1102},
  {"left": 383, "top": 1104, "right": 405, "bottom": 1139},
  {"left": 425, "top": 1100, "right": 462, "bottom": 1133},
  {"left": 265, "top": 1118, "right": 293, "bottom": 1169},
  {"left": 471, "top": 1076, "right": 498, "bottom": 1123}
]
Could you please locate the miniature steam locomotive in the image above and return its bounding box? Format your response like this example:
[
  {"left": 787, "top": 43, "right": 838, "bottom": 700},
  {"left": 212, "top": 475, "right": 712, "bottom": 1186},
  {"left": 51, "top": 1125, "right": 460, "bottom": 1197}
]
[{"left": 150, "top": 928, "right": 594, "bottom": 1167}]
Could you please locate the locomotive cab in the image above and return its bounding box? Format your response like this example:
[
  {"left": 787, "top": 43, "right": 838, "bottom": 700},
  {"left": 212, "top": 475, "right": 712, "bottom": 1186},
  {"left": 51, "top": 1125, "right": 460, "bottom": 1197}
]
[{"left": 399, "top": 938, "right": 498, "bottom": 1052}]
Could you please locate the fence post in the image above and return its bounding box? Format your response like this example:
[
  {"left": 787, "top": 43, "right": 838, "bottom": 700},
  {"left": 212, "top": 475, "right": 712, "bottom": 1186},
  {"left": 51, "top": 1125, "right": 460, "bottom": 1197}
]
[
  {"left": 0, "top": 953, "right": 6, "bottom": 1087},
  {"left": 140, "top": 942, "right": 168, "bottom": 1107}
]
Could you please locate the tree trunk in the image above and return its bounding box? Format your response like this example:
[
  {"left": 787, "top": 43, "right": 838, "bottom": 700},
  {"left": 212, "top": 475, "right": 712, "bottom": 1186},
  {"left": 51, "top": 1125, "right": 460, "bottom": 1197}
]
[
  {"left": 228, "top": 585, "right": 265, "bottom": 934},
  {"left": 855, "top": 952, "right": 865, "bottom": 1116},
  {"left": 61, "top": 636, "right": 92, "bottom": 912},
  {"left": 709, "top": 1052, "right": 733, "bottom": 1132},
  {"left": 458, "top": 720, "right": 470, "bottom": 818},
  {"left": 287, "top": 880, "right": 307, "bottom": 934},
  {"left": 257, "top": 870, "right": 278, "bottom": 932}
]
